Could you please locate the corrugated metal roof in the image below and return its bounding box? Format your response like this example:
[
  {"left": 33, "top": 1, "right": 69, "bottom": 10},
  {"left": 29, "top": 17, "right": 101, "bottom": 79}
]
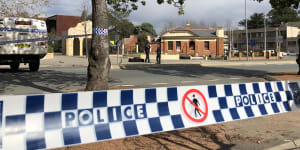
[{"left": 190, "top": 30, "right": 216, "bottom": 37}]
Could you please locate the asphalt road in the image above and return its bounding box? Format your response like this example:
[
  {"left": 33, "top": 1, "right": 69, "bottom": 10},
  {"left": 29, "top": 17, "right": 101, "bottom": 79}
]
[{"left": 0, "top": 63, "right": 298, "bottom": 95}]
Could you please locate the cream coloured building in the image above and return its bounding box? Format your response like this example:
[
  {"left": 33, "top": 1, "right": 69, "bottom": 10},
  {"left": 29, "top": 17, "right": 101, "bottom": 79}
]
[{"left": 62, "top": 21, "right": 92, "bottom": 56}]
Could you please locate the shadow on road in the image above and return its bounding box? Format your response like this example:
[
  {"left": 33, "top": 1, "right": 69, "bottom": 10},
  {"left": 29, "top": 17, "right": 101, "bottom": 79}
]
[
  {"left": 121, "top": 125, "right": 235, "bottom": 150},
  {"left": 0, "top": 68, "right": 87, "bottom": 94},
  {"left": 123, "top": 64, "right": 267, "bottom": 79}
]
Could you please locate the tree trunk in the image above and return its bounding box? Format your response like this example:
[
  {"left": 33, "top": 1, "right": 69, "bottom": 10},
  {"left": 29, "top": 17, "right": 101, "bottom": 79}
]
[{"left": 86, "top": 0, "right": 111, "bottom": 91}]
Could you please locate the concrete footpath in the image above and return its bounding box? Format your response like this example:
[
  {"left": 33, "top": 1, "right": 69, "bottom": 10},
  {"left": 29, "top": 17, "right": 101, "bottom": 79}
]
[
  {"left": 264, "top": 73, "right": 300, "bottom": 150},
  {"left": 120, "top": 55, "right": 296, "bottom": 68},
  {"left": 265, "top": 72, "right": 300, "bottom": 81},
  {"left": 265, "top": 139, "right": 300, "bottom": 150},
  {"left": 199, "top": 59, "right": 296, "bottom": 66},
  {"left": 38, "top": 54, "right": 298, "bottom": 69}
]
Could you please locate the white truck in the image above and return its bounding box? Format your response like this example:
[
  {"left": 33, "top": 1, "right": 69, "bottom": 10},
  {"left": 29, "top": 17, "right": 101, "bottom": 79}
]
[{"left": 0, "top": 17, "right": 48, "bottom": 71}]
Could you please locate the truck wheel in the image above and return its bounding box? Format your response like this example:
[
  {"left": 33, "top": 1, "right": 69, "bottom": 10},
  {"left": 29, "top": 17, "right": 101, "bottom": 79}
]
[
  {"left": 10, "top": 62, "right": 20, "bottom": 71},
  {"left": 29, "top": 59, "right": 40, "bottom": 72}
]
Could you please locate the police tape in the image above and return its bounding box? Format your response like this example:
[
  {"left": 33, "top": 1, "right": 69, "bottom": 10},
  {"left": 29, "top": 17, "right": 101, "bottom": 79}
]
[
  {"left": 0, "top": 26, "right": 109, "bottom": 45},
  {"left": 0, "top": 34, "right": 92, "bottom": 45},
  {"left": 0, "top": 81, "right": 299, "bottom": 150}
]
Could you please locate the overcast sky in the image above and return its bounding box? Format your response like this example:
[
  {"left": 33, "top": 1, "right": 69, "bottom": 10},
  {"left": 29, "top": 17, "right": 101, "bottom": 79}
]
[{"left": 47, "top": 0, "right": 272, "bottom": 33}]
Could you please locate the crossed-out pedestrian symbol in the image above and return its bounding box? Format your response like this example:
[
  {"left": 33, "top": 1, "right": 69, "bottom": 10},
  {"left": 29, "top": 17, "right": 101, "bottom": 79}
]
[{"left": 182, "top": 89, "right": 208, "bottom": 123}]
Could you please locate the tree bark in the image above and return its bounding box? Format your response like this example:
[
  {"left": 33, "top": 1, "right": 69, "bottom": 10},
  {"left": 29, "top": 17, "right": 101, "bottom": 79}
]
[{"left": 86, "top": 0, "right": 111, "bottom": 91}]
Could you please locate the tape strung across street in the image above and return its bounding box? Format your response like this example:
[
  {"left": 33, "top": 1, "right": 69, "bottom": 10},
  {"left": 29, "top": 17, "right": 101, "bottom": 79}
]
[
  {"left": 0, "top": 33, "right": 92, "bottom": 45},
  {"left": 0, "top": 26, "right": 109, "bottom": 45},
  {"left": 0, "top": 81, "right": 299, "bottom": 150}
]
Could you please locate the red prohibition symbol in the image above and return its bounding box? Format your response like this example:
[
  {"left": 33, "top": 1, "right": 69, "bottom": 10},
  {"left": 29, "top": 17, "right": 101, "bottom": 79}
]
[{"left": 182, "top": 89, "right": 208, "bottom": 123}]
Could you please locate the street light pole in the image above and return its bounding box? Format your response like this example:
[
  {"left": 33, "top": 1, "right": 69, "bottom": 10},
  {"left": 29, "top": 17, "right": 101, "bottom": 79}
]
[
  {"left": 245, "top": 0, "right": 249, "bottom": 61},
  {"left": 264, "top": 16, "right": 267, "bottom": 52}
]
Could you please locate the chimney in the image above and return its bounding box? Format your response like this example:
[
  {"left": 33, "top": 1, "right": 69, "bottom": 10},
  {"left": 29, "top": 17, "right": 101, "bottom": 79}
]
[
  {"left": 216, "top": 26, "right": 224, "bottom": 38},
  {"left": 186, "top": 20, "right": 191, "bottom": 30}
]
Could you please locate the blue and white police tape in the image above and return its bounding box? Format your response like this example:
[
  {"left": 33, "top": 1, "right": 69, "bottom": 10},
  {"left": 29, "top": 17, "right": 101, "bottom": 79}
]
[
  {"left": 0, "top": 27, "right": 47, "bottom": 33},
  {"left": 93, "top": 28, "right": 108, "bottom": 36},
  {"left": 0, "top": 26, "right": 108, "bottom": 45},
  {"left": 0, "top": 81, "right": 299, "bottom": 150},
  {"left": 0, "top": 34, "right": 92, "bottom": 45}
]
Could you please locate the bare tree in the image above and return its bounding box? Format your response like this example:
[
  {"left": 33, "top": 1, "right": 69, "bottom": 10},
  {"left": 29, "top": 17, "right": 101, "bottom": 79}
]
[
  {"left": 199, "top": 20, "right": 208, "bottom": 28},
  {"left": 190, "top": 20, "right": 200, "bottom": 28},
  {"left": 0, "top": 0, "right": 51, "bottom": 17},
  {"left": 160, "top": 24, "right": 169, "bottom": 34},
  {"left": 167, "top": 20, "right": 175, "bottom": 29},
  {"left": 224, "top": 19, "right": 233, "bottom": 31},
  {"left": 82, "top": 0, "right": 92, "bottom": 14},
  {"left": 80, "top": 0, "right": 92, "bottom": 56},
  {"left": 160, "top": 20, "right": 176, "bottom": 35},
  {"left": 210, "top": 21, "right": 218, "bottom": 28}
]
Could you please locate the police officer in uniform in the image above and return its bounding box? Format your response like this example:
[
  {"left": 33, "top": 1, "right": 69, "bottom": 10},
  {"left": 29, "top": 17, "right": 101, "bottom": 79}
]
[
  {"left": 156, "top": 44, "right": 161, "bottom": 64},
  {"left": 145, "top": 43, "right": 150, "bottom": 63}
]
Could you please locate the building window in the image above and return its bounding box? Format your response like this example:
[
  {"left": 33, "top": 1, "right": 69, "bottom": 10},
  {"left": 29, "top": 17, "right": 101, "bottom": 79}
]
[
  {"left": 280, "top": 31, "right": 287, "bottom": 38},
  {"left": 168, "top": 41, "right": 173, "bottom": 50},
  {"left": 288, "top": 41, "right": 296, "bottom": 46},
  {"left": 189, "top": 41, "right": 195, "bottom": 50},
  {"left": 176, "top": 41, "right": 181, "bottom": 52},
  {"left": 267, "top": 42, "right": 276, "bottom": 49},
  {"left": 267, "top": 31, "right": 276, "bottom": 37},
  {"left": 205, "top": 41, "right": 210, "bottom": 50}
]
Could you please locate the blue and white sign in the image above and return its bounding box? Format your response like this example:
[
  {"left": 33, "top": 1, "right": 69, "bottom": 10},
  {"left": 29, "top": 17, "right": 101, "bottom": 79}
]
[{"left": 0, "top": 81, "right": 298, "bottom": 150}]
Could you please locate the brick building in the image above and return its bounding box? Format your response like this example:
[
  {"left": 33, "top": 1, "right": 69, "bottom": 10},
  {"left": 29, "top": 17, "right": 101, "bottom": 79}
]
[
  {"left": 123, "top": 34, "right": 157, "bottom": 53},
  {"left": 46, "top": 15, "right": 81, "bottom": 36},
  {"left": 160, "top": 23, "right": 224, "bottom": 56},
  {"left": 124, "top": 35, "right": 139, "bottom": 53}
]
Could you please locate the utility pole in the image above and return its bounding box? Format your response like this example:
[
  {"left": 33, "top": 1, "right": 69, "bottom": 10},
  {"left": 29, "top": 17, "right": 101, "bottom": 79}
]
[
  {"left": 264, "top": 16, "right": 267, "bottom": 52},
  {"left": 276, "top": 27, "right": 279, "bottom": 60},
  {"left": 228, "top": 28, "right": 232, "bottom": 55},
  {"left": 245, "top": 0, "right": 249, "bottom": 61},
  {"left": 232, "top": 28, "right": 234, "bottom": 49},
  {"left": 85, "top": 22, "right": 88, "bottom": 57}
]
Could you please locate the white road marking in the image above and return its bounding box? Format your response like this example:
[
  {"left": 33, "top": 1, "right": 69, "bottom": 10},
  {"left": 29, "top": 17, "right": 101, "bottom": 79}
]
[
  {"left": 230, "top": 78, "right": 241, "bottom": 80},
  {"left": 208, "top": 79, "right": 220, "bottom": 81},
  {"left": 152, "top": 83, "right": 168, "bottom": 85},
  {"left": 182, "top": 81, "right": 196, "bottom": 83},
  {"left": 120, "top": 85, "right": 135, "bottom": 87}
]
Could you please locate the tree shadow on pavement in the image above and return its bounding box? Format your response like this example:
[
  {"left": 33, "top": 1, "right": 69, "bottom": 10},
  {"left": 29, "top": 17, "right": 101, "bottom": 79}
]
[
  {"left": 0, "top": 68, "right": 87, "bottom": 95},
  {"left": 123, "top": 126, "right": 235, "bottom": 150},
  {"left": 123, "top": 64, "right": 267, "bottom": 79}
]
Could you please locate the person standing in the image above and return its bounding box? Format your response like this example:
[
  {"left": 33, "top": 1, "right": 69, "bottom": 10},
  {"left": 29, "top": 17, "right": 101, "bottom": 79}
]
[
  {"left": 145, "top": 43, "right": 150, "bottom": 63},
  {"left": 156, "top": 44, "right": 161, "bottom": 64}
]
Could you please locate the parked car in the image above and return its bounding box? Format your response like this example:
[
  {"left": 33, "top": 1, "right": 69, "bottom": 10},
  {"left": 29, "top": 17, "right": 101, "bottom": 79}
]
[
  {"left": 280, "top": 52, "right": 287, "bottom": 56},
  {"left": 287, "top": 51, "right": 298, "bottom": 56}
]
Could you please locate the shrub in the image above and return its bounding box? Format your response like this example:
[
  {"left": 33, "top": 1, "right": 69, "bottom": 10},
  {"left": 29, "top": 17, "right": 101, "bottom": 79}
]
[{"left": 48, "top": 45, "right": 54, "bottom": 53}]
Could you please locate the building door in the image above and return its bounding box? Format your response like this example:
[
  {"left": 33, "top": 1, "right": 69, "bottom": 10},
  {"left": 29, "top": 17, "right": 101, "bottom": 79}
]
[
  {"left": 176, "top": 41, "right": 181, "bottom": 52},
  {"left": 83, "top": 38, "right": 92, "bottom": 56},
  {"left": 189, "top": 41, "right": 195, "bottom": 56},
  {"left": 73, "top": 38, "right": 80, "bottom": 56}
]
